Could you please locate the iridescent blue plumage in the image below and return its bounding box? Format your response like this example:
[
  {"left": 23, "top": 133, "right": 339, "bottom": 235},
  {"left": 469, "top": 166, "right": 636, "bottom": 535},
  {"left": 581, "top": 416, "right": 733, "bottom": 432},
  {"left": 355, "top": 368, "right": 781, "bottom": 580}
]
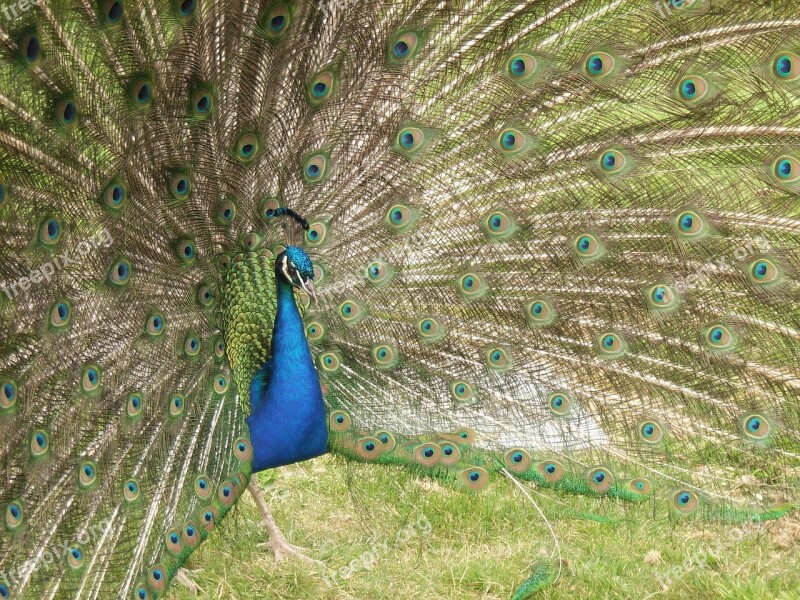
[{"left": 247, "top": 247, "right": 327, "bottom": 472}]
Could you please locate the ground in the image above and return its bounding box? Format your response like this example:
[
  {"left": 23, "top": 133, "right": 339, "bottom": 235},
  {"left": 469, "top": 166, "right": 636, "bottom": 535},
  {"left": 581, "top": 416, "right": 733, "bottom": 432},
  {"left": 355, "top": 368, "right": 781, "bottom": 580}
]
[{"left": 167, "top": 455, "right": 800, "bottom": 600}]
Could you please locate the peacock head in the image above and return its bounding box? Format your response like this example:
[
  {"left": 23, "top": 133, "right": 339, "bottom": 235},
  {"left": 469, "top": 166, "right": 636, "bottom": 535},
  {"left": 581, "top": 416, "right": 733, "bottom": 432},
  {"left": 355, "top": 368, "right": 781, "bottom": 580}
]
[{"left": 277, "top": 246, "right": 317, "bottom": 305}]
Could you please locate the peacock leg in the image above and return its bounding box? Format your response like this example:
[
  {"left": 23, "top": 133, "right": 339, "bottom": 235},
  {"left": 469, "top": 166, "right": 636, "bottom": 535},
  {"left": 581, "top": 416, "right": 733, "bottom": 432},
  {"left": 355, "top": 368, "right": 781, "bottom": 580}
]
[
  {"left": 247, "top": 475, "right": 324, "bottom": 566},
  {"left": 176, "top": 568, "right": 203, "bottom": 593}
]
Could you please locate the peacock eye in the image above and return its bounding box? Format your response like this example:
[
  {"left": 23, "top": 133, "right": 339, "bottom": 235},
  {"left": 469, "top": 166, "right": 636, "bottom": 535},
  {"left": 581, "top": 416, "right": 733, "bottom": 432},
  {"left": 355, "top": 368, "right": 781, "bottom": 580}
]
[
  {"left": 677, "top": 76, "right": 711, "bottom": 103},
  {"left": 308, "top": 71, "right": 335, "bottom": 104},
  {"left": 772, "top": 156, "right": 800, "bottom": 183},
  {"left": 584, "top": 51, "right": 615, "bottom": 77},
  {"left": 303, "top": 154, "right": 328, "bottom": 183},
  {"left": 18, "top": 32, "right": 41, "bottom": 66},
  {"left": 395, "top": 127, "right": 428, "bottom": 155},
  {"left": 773, "top": 52, "right": 800, "bottom": 81},
  {"left": 263, "top": 4, "right": 291, "bottom": 35},
  {"left": 101, "top": 0, "right": 124, "bottom": 25},
  {"left": 235, "top": 134, "right": 259, "bottom": 162},
  {"left": 598, "top": 149, "right": 626, "bottom": 173},
  {"left": 506, "top": 52, "right": 539, "bottom": 82},
  {"left": 388, "top": 31, "right": 421, "bottom": 63},
  {"left": 130, "top": 79, "right": 153, "bottom": 107}
]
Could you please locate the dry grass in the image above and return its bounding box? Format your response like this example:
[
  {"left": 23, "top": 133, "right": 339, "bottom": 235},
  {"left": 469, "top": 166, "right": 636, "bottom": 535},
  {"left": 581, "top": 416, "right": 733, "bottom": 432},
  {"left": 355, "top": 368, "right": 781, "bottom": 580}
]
[{"left": 168, "top": 455, "right": 800, "bottom": 599}]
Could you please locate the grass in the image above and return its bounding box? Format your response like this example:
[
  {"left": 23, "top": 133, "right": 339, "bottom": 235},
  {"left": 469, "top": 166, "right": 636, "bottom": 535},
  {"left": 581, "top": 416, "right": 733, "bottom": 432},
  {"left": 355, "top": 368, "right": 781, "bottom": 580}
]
[{"left": 168, "top": 455, "right": 800, "bottom": 600}]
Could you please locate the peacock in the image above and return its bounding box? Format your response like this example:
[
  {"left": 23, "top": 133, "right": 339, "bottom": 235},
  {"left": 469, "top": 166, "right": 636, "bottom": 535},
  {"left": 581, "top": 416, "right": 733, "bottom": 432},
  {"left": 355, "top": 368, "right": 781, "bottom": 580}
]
[{"left": 1, "top": 0, "right": 799, "bottom": 597}]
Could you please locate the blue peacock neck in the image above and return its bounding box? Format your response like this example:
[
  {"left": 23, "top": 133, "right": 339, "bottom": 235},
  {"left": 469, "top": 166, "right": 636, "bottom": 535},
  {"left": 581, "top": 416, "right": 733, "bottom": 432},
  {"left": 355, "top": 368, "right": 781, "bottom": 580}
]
[{"left": 246, "top": 269, "right": 328, "bottom": 472}]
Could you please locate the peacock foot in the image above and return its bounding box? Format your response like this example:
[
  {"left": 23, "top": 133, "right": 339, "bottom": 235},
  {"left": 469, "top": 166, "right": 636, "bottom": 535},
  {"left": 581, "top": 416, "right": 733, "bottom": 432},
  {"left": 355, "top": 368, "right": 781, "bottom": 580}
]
[
  {"left": 247, "top": 475, "right": 324, "bottom": 567},
  {"left": 175, "top": 568, "right": 203, "bottom": 593}
]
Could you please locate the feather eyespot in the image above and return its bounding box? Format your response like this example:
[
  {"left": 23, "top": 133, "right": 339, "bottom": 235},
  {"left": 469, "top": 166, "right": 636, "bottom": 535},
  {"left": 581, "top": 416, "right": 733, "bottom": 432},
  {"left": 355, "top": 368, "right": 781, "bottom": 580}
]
[
  {"left": 130, "top": 79, "right": 153, "bottom": 107},
  {"left": 308, "top": 71, "right": 335, "bottom": 104},
  {"left": 388, "top": 31, "right": 422, "bottom": 63},
  {"left": 194, "top": 474, "right": 213, "bottom": 499},
  {"left": 450, "top": 381, "right": 475, "bottom": 404},
  {"left": 329, "top": 410, "right": 352, "bottom": 432},
  {"left": 302, "top": 154, "right": 328, "bottom": 183},
  {"left": 586, "top": 467, "right": 614, "bottom": 493},
  {"left": 191, "top": 89, "right": 213, "bottom": 118},
  {"left": 598, "top": 149, "right": 627, "bottom": 174},
  {"left": 628, "top": 478, "right": 652, "bottom": 494},
  {"left": 197, "top": 284, "right": 215, "bottom": 307},
  {"left": 305, "top": 221, "right": 328, "bottom": 245},
  {"left": 741, "top": 414, "right": 773, "bottom": 441},
  {"left": 497, "top": 129, "right": 526, "bottom": 155},
  {"left": 598, "top": 332, "right": 626, "bottom": 357},
  {"left": 67, "top": 546, "right": 85, "bottom": 570},
  {"left": 504, "top": 448, "right": 531, "bottom": 473},
  {"left": 175, "top": 0, "right": 196, "bottom": 19},
  {"left": 214, "top": 338, "right": 226, "bottom": 359},
  {"left": 200, "top": 507, "right": 217, "bottom": 531},
  {"left": 176, "top": 239, "right": 197, "bottom": 264},
  {"left": 55, "top": 99, "right": 78, "bottom": 126},
  {"left": 525, "top": 298, "right": 556, "bottom": 325},
  {"left": 218, "top": 479, "right": 237, "bottom": 506},
  {"left": 170, "top": 173, "right": 191, "bottom": 200},
  {"left": 395, "top": 127, "right": 427, "bottom": 155},
  {"left": 102, "top": 180, "right": 127, "bottom": 209},
  {"left": 108, "top": 258, "right": 132, "bottom": 286},
  {"left": 773, "top": 52, "right": 800, "bottom": 81},
  {"left": 747, "top": 258, "right": 782, "bottom": 285},
  {"left": 670, "top": 489, "right": 699, "bottom": 515},
  {"left": 677, "top": 76, "right": 711, "bottom": 104},
  {"left": 145, "top": 312, "right": 166, "bottom": 337},
  {"left": 355, "top": 437, "right": 383, "bottom": 461},
  {"left": 485, "top": 347, "right": 511, "bottom": 372},
  {"left": 365, "top": 260, "right": 392, "bottom": 285},
  {"left": 165, "top": 528, "right": 183, "bottom": 555},
  {"left": 81, "top": 365, "right": 102, "bottom": 393},
  {"left": 38, "top": 217, "right": 62, "bottom": 246},
  {"left": 233, "top": 437, "right": 253, "bottom": 461},
  {"left": 30, "top": 429, "right": 50, "bottom": 458},
  {"left": 1, "top": 380, "right": 17, "bottom": 410},
  {"left": 100, "top": 0, "right": 124, "bottom": 25},
  {"left": 148, "top": 564, "right": 168, "bottom": 592},
  {"left": 182, "top": 522, "right": 200, "bottom": 547},
  {"left": 547, "top": 391, "right": 572, "bottom": 416},
  {"left": 18, "top": 31, "right": 41, "bottom": 66},
  {"left": 573, "top": 233, "right": 605, "bottom": 262},
  {"left": 647, "top": 284, "right": 678, "bottom": 310},
  {"left": 126, "top": 392, "right": 143, "bottom": 418},
  {"left": 584, "top": 51, "right": 615, "bottom": 77},
  {"left": 78, "top": 460, "right": 98, "bottom": 489},
  {"left": 123, "top": 478, "right": 140, "bottom": 502},
  {"left": 506, "top": 53, "right": 538, "bottom": 81},
  {"left": 482, "top": 210, "right": 517, "bottom": 240},
  {"left": 235, "top": 134, "right": 259, "bottom": 162},
  {"left": 383, "top": 203, "right": 419, "bottom": 232},
  {"left": 638, "top": 421, "right": 665, "bottom": 444},
  {"left": 771, "top": 155, "right": 800, "bottom": 184},
  {"left": 375, "top": 430, "right": 396, "bottom": 452},
  {"left": 460, "top": 467, "right": 489, "bottom": 490},
  {"left": 703, "top": 323, "right": 735, "bottom": 353},
  {"left": 538, "top": 461, "right": 565, "bottom": 484},
  {"left": 338, "top": 299, "right": 365, "bottom": 324},
  {"left": 674, "top": 210, "right": 707, "bottom": 238},
  {"left": 262, "top": 3, "right": 291, "bottom": 36},
  {"left": 0, "top": 584, "right": 9, "bottom": 598},
  {"left": 49, "top": 300, "right": 72, "bottom": 330},
  {"left": 319, "top": 352, "right": 342, "bottom": 374},
  {"left": 169, "top": 394, "right": 185, "bottom": 418},
  {"left": 372, "top": 344, "right": 398, "bottom": 369},
  {"left": 414, "top": 443, "right": 442, "bottom": 467},
  {"left": 437, "top": 443, "right": 460, "bottom": 466},
  {"left": 213, "top": 375, "right": 229, "bottom": 394},
  {"left": 306, "top": 321, "right": 326, "bottom": 343},
  {"left": 5, "top": 500, "right": 23, "bottom": 531},
  {"left": 457, "top": 272, "right": 488, "bottom": 300},
  {"left": 417, "top": 317, "right": 446, "bottom": 342}
]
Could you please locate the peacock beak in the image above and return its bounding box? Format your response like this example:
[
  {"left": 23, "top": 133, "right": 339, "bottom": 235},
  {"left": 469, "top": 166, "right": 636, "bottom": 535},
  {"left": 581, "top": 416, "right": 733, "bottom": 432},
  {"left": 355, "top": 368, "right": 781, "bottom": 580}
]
[{"left": 299, "top": 277, "right": 318, "bottom": 307}]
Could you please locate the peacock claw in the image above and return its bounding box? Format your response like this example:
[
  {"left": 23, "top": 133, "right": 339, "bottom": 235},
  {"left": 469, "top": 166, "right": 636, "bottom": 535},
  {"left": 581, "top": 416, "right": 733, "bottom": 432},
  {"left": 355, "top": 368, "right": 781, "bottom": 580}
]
[
  {"left": 248, "top": 476, "right": 324, "bottom": 567},
  {"left": 176, "top": 568, "right": 203, "bottom": 593}
]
